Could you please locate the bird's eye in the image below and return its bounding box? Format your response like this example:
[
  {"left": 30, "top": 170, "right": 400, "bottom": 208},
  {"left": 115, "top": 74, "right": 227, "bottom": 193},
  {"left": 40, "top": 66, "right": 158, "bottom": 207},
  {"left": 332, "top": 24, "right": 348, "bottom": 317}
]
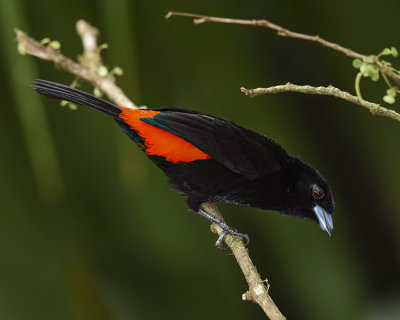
[{"left": 312, "top": 185, "right": 325, "bottom": 200}]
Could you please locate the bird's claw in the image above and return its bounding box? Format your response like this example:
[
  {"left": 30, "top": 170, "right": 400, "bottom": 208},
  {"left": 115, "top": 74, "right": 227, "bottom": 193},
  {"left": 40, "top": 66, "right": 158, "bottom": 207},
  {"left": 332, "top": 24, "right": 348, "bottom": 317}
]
[
  {"left": 215, "top": 228, "right": 250, "bottom": 250},
  {"left": 196, "top": 209, "right": 250, "bottom": 250},
  {"left": 215, "top": 231, "right": 229, "bottom": 250}
]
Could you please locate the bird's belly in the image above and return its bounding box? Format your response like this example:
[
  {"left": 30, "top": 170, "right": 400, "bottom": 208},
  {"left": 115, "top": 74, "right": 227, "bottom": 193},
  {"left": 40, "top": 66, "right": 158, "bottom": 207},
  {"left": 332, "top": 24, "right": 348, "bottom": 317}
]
[
  {"left": 150, "top": 156, "right": 279, "bottom": 209},
  {"left": 150, "top": 157, "right": 245, "bottom": 194}
]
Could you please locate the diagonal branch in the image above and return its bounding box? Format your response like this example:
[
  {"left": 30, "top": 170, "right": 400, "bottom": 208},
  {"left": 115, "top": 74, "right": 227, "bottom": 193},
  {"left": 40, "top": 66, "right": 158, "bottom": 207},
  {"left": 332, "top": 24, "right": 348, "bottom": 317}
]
[
  {"left": 241, "top": 84, "right": 400, "bottom": 122},
  {"left": 204, "top": 203, "right": 285, "bottom": 320},
  {"left": 165, "top": 11, "right": 400, "bottom": 86},
  {"left": 15, "top": 20, "right": 285, "bottom": 320},
  {"left": 15, "top": 26, "right": 135, "bottom": 108}
]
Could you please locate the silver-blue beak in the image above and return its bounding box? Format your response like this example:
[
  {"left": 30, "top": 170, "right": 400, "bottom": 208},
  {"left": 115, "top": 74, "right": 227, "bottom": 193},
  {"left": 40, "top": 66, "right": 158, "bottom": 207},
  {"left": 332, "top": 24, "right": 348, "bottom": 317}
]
[{"left": 313, "top": 205, "right": 333, "bottom": 237}]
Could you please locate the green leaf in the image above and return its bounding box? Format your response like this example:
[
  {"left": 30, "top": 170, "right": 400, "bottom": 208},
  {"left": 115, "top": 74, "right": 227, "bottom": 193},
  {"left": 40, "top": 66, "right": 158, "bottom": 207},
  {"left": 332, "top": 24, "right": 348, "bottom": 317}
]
[
  {"left": 17, "top": 42, "right": 26, "bottom": 55},
  {"left": 68, "top": 103, "right": 78, "bottom": 110},
  {"left": 49, "top": 41, "right": 61, "bottom": 49},
  {"left": 112, "top": 66, "right": 124, "bottom": 76},
  {"left": 387, "top": 88, "right": 397, "bottom": 97},
  {"left": 40, "top": 37, "right": 51, "bottom": 45},
  {"left": 98, "top": 43, "right": 109, "bottom": 52},
  {"left": 360, "top": 64, "right": 378, "bottom": 77},
  {"left": 93, "top": 88, "right": 103, "bottom": 97},
  {"left": 352, "top": 59, "right": 362, "bottom": 69},
  {"left": 98, "top": 66, "right": 108, "bottom": 77},
  {"left": 382, "top": 48, "right": 392, "bottom": 55},
  {"left": 60, "top": 100, "right": 68, "bottom": 107},
  {"left": 380, "top": 60, "right": 392, "bottom": 66},
  {"left": 391, "top": 47, "right": 398, "bottom": 57},
  {"left": 383, "top": 95, "right": 395, "bottom": 104},
  {"left": 360, "top": 64, "right": 368, "bottom": 76},
  {"left": 371, "top": 73, "right": 380, "bottom": 82},
  {"left": 363, "top": 56, "right": 374, "bottom": 64}
]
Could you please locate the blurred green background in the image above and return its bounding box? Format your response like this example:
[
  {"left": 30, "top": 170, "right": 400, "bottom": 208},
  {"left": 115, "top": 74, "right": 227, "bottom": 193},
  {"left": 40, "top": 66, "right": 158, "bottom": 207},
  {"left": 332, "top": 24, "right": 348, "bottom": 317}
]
[{"left": 0, "top": 0, "right": 399, "bottom": 319}]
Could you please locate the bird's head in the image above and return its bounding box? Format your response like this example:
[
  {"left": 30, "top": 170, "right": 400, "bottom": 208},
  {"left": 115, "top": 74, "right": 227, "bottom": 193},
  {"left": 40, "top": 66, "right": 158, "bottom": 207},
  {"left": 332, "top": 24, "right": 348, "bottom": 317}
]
[{"left": 284, "top": 158, "right": 335, "bottom": 236}]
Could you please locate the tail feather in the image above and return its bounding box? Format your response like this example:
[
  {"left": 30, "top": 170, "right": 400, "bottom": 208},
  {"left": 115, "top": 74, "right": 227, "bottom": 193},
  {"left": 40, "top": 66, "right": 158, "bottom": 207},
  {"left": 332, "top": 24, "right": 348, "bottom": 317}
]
[{"left": 32, "top": 79, "right": 121, "bottom": 118}]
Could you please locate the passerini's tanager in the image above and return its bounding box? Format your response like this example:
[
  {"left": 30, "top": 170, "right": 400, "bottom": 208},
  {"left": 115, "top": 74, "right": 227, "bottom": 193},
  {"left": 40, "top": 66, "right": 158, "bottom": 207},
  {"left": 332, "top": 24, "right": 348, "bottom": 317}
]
[{"left": 33, "top": 79, "right": 334, "bottom": 248}]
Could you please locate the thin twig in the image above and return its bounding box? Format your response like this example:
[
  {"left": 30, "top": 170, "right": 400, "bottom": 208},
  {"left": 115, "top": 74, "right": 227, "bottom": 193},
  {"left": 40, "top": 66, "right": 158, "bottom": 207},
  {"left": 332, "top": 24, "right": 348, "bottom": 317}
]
[
  {"left": 165, "top": 11, "right": 400, "bottom": 85},
  {"left": 76, "top": 19, "right": 104, "bottom": 73},
  {"left": 15, "top": 20, "right": 284, "bottom": 320},
  {"left": 241, "top": 84, "right": 400, "bottom": 122},
  {"left": 166, "top": 11, "right": 400, "bottom": 124},
  {"left": 14, "top": 28, "right": 135, "bottom": 108},
  {"left": 76, "top": 20, "right": 99, "bottom": 62}
]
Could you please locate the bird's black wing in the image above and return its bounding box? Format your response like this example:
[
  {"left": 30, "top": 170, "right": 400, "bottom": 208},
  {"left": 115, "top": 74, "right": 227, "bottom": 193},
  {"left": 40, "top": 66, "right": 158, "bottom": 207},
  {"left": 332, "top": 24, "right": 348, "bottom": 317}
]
[{"left": 140, "top": 110, "right": 288, "bottom": 180}]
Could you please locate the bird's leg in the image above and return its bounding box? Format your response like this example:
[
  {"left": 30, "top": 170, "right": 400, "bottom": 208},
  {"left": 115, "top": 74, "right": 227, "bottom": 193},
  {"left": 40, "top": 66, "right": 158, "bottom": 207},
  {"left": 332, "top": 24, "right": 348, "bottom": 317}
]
[
  {"left": 198, "top": 209, "right": 250, "bottom": 249},
  {"left": 215, "top": 231, "right": 228, "bottom": 250}
]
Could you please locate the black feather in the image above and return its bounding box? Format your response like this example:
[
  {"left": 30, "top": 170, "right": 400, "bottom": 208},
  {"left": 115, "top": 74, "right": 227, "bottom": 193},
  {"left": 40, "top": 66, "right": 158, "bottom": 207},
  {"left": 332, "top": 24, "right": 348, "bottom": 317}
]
[
  {"left": 141, "top": 112, "right": 286, "bottom": 180},
  {"left": 32, "top": 79, "right": 121, "bottom": 118}
]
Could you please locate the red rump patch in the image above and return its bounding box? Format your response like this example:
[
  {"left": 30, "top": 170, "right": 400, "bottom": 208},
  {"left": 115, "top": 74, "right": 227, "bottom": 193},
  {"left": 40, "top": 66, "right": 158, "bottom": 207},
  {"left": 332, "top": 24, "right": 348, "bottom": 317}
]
[{"left": 119, "top": 107, "right": 211, "bottom": 163}]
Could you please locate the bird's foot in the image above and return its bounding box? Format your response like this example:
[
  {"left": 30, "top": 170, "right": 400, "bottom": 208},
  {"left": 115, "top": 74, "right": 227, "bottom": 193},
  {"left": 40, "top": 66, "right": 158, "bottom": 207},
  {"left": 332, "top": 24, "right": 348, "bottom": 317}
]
[
  {"left": 215, "top": 228, "right": 250, "bottom": 250},
  {"left": 198, "top": 209, "right": 250, "bottom": 250}
]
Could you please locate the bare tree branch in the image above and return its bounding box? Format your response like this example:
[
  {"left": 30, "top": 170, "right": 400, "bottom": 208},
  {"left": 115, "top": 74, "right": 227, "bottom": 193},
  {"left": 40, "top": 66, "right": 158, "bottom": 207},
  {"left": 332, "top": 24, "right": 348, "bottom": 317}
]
[
  {"left": 15, "top": 20, "right": 285, "bottom": 320},
  {"left": 165, "top": 11, "right": 400, "bottom": 86},
  {"left": 204, "top": 203, "right": 285, "bottom": 320},
  {"left": 241, "top": 84, "right": 400, "bottom": 122},
  {"left": 76, "top": 20, "right": 100, "bottom": 64},
  {"left": 166, "top": 11, "right": 400, "bottom": 124},
  {"left": 15, "top": 27, "right": 135, "bottom": 108}
]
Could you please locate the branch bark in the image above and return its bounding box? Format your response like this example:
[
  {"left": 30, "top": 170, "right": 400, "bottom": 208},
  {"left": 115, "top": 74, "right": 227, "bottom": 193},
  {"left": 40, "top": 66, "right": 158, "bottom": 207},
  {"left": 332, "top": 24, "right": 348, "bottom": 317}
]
[
  {"left": 166, "top": 11, "right": 400, "bottom": 86},
  {"left": 166, "top": 11, "right": 400, "bottom": 124},
  {"left": 241, "top": 84, "right": 400, "bottom": 122},
  {"left": 15, "top": 26, "right": 135, "bottom": 108},
  {"left": 15, "top": 20, "right": 285, "bottom": 320},
  {"left": 204, "top": 203, "right": 285, "bottom": 320}
]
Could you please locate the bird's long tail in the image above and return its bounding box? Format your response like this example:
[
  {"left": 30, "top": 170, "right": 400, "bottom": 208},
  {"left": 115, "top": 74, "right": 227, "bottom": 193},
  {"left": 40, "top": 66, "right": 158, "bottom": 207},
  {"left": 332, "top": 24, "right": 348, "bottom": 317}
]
[{"left": 32, "top": 79, "right": 121, "bottom": 119}]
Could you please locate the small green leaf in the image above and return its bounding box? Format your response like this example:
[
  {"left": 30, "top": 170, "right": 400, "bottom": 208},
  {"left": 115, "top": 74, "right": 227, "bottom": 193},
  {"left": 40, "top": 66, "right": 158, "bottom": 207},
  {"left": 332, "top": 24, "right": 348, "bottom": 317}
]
[
  {"left": 382, "top": 48, "right": 392, "bottom": 55},
  {"left": 98, "top": 43, "right": 109, "bottom": 52},
  {"left": 387, "top": 88, "right": 397, "bottom": 97},
  {"left": 98, "top": 66, "right": 108, "bottom": 77},
  {"left": 17, "top": 42, "right": 26, "bottom": 55},
  {"left": 60, "top": 100, "right": 68, "bottom": 107},
  {"left": 360, "top": 64, "right": 367, "bottom": 75},
  {"left": 68, "top": 103, "right": 78, "bottom": 110},
  {"left": 371, "top": 73, "right": 380, "bottom": 82},
  {"left": 352, "top": 59, "right": 362, "bottom": 68},
  {"left": 40, "top": 37, "right": 51, "bottom": 45},
  {"left": 112, "top": 66, "right": 124, "bottom": 76},
  {"left": 383, "top": 95, "right": 395, "bottom": 104},
  {"left": 49, "top": 41, "right": 61, "bottom": 49},
  {"left": 391, "top": 47, "right": 398, "bottom": 57},
  {"left": 380, "top": 60, "right": 392, "bottom": 66},
  {"left": 360, "top": 64, "right": 377, "bottom": 77},
  {"left": 93, "top": 88, "right": 103, "bottom": 97},
  {"left": 363, "top": 56, "right": 374, "bottom": 64}
]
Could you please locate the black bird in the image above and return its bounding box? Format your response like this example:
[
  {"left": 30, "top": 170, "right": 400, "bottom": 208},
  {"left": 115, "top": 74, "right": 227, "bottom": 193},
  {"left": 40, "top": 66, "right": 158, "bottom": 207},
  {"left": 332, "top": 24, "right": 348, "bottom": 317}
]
[{"left": 32, "top": 79, "right": 334, "bottom": 247}]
